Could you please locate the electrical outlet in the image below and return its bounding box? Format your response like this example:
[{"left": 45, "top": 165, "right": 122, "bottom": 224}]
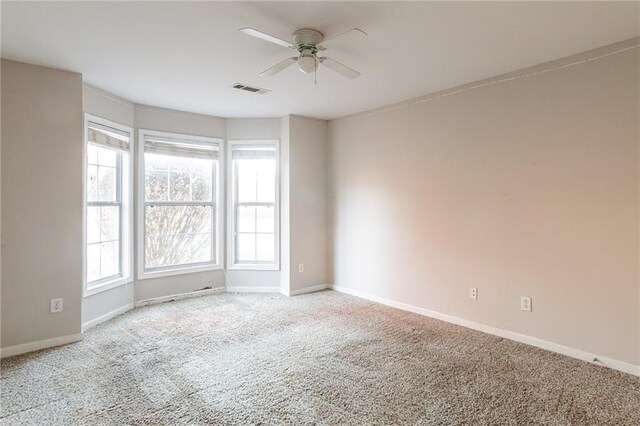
[
  {"left": 521, "top": 296, "right": 532, "bottom": 312},
  {"left": 469, "top": 287, "right": 477, "bottom": 300},
  {"left": 298, "top": 263, "right": 304, "bottom": 273},
  {"left": 50, "top": 298, "right": 63, "bottom": 313}
]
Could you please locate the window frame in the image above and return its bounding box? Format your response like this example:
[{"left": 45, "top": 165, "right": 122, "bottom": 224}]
[
  {"left": 83, "top": 114, "right": 133, "bottom": 297},
  {"left": 137, "top": 129, "right": 224, "bottom": 280},
  {"left": 227, "top": 139, "right": 280, "bottom": 271}
]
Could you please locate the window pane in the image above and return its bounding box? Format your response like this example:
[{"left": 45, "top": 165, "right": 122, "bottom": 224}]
[
  {"left": 100, "top": 241, "right": 119, "bottom": 278},
  {"left": 100, "top": 206, "right": 120, "bottom": 242},
  {"left": 237, "top": 206, "right": 256, "bottom": 233},
  {"left": 86, "top": 206, "right": 121, "bottom": 284},
  {"left": 87, "top": 206, "right": 100, "bottom": 244},
  {"left": 86, "top": 140, "right": 124, "bottom": 286},
  {"left": 88, "top": 145, "right": 119, "bottom": 202},
  {"left": 191, "top": 233, "right": 212, "bottom": 263},
  {"left": 97, "top": 166, "right": 117, "bottom": 201},
  {"left": 144, "top": 235, "right": 164, "bottom": 269},
  {"left": 146, "top": 171, "right": 168, "bottom": 201},
  {"left": 98, "top": 148, "right": 117, "bottom": 167},
  {"left": 236, "top": 159, "right": 275, "bottom": 203},
  {"left": 87, "top": 144, "right": 99, "bottom": 165},
  {"left": 145, "top": 205, "right": 213, "bottom": 268},
  {"left": 87, "top": 165, "right": 98, "bottom": 202},
  {"left": 256, "top": 160, "right": 276, "bottom": 203},
  {"left": 256, "top": 206, "right": 274, "bottom": 233},
  {"left": 146, "top": 153, "right": 171, "bottom": 171},
  {"left": 169, "top": 171, "right": 191, "bottom": 201},
  {"left": 237, "top": 161, "right": 257, "bottom": 202},
  {"left": 192, "top": 173, "right": 212, "bottom": 201},
  {"left": 256, "top": 234, "right": 274, "bottom": 261},
  {"left": 145, "top": 153, "right": 213, "bottom": 202},
  {"left": 237, "top": 234, "right": 256, "bottom": 262},
  {"left": 86, "top": 243, "right": 100, "bottom": 283}
]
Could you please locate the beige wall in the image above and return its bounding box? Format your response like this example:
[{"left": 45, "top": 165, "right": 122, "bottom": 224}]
[
  {"left": 328, "top": 40, "right": 640, "bottom": 367},
  {"left": 289, "top": 116, "right": 328, "bottom": 292},
  {"left": 1, "top": 60, "right": 83, "bottom": 347},
  {"left": 280, "top": 116, "right": 291, "bottom": 293}
]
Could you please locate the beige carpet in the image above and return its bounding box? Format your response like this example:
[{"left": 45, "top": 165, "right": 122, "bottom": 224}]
[{"left": 1, "top": 291, "right": 638, "bottom": 425}]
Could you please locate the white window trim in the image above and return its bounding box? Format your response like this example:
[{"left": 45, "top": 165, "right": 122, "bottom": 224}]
[
  {"left": 226, "top": 139, "right": 280, "bottom": 271},
  {"left": 83, "top": 114, "right": 134, "bottom": 298},
  {"left": 137, "top": 129, "right": 224, "bottom": 280}
]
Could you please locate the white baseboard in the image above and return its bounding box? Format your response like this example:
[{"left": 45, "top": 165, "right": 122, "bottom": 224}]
[
  {"left": 82, "top": 303, "right": 135, "bottom": 332},
  {"left": 329, "top": 285, "right": 639, "bottom": 377},
  {"left": 225, "top": 286, "right": 281, "bottom": 293},
  {"left": 135, "top": 287, "right": 226, "bottom": 307},
  {"left": 135, "top": 285, "right": 282, "bottom": 307},
  {"left": 0, "top": 333, "right": 84, "bottom": 359},
  {"left": 286, "top": 283, "right": 330, "bottom": 296}
]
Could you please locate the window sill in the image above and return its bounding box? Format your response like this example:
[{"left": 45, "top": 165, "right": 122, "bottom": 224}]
[
  {"left": 84, "top": 276, "right": 132, "bottom": 298},
  {"left": 226, "top": 264, "right": 280, "bottom": 272},
  {"left": 138, "top": 263, "right": 223, "bottom": 280}
]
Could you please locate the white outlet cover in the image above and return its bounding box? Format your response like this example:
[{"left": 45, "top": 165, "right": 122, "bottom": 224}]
[
  {"left": 298, "top": 263, "right": 304, "bottom": 273},
  {"left": 521, "top": 296, "right": 532, "bottom": 312},
  {"left": 50, "top": 298, "right": 63, "bottom": 313},
  {"left": 469, "top": 287, "right": 477, "bottom": 300}
]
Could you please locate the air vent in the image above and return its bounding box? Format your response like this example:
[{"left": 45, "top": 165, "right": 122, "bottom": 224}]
[{"left": 231, "top": 83, "right": 271, "bottom": 95}]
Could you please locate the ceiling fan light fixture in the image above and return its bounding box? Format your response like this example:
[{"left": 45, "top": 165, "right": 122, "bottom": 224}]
[
  {"left": 297, "top": 52, "right": 317, "bottom": 74},
  {"left": 240, "top": 27, "right": 365, "bottom": 80}
]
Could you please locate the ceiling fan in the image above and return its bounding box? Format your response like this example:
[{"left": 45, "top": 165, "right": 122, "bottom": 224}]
[{"left": 239, "top": 27, "right": 367, "bottom": 80}]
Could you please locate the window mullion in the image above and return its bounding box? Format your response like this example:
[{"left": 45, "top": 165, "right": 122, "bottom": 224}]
[
  {"left": 145, "top": 201, "right": 214, "bottom": 207},
  {"left": 254, "top": 204, "right": 258, "bottom": 261},
  {"left": 117, "top": 152, "right": 123, "bottom": 277},
  {"left": 88, "top": 201, "right": 121, "bottom": 207}
]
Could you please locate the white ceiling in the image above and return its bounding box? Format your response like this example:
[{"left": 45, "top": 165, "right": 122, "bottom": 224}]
[{"left": 2, "top": 2, "right": 638, "bottom": 120}]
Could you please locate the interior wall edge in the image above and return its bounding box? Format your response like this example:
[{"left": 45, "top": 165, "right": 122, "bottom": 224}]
[{"left": 286, "top": 283, "right": 330, "bottom": 297}]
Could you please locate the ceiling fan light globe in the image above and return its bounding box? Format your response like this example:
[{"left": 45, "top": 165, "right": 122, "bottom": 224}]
[{"left": 298, "top": 56, "right": 317, "bottom": 74}]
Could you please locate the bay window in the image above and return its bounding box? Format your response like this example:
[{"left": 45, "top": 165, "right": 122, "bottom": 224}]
[
  {"left": 84, "top": 115, "right": 132, "bottom": 295},
  {"left": 139, "top": 130, "right": 222, "bottom": 278},
  {"left": 228, "top": 140, "right": 279, "bottom": 270}
]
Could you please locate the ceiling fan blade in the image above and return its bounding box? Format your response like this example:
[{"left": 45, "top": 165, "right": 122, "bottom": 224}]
[
  {"left": 260, "top": 57, "right": 298, "bottom": 76},
  {"left": 239, "top": 27, "right": 295, "bottom": 50},
  {"left": 317, "top": 28, "right": 367, "bottom": 50},
  {"left": 318, "top": 57, "right": 361, "bottom": 79}
]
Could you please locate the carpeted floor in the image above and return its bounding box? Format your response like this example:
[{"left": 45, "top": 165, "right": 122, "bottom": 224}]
[{"left": 1, "top": 291, "right": 638, "bottom": 425}]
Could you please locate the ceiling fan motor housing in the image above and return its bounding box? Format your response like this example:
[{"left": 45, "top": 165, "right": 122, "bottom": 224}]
[{"left": 292, "top": 29, "right": 324, "bottom": 51}]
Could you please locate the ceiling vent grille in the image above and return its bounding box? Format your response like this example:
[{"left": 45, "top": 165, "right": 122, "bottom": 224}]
[{"left": 231, "top": 83, "right": 271, "bottom": 95}]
